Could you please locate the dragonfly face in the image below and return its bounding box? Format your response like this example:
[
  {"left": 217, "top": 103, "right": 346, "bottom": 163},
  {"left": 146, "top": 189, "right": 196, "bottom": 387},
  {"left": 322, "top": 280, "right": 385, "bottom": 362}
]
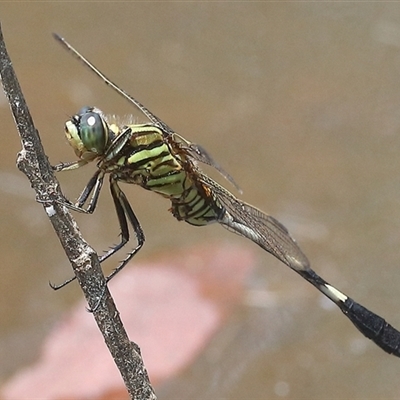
[
  {"left": 52, "top": 33, "right": 400, "bottom": 358},
  {"left": 65, "top": 106, "right": 111, "bottom": 162}
]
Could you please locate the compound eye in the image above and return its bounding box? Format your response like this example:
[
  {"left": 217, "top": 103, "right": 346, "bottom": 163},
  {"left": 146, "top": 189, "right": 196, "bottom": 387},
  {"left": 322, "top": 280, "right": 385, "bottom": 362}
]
[{"left": 79, "top": 111, "right": 108, "bottom": 154}]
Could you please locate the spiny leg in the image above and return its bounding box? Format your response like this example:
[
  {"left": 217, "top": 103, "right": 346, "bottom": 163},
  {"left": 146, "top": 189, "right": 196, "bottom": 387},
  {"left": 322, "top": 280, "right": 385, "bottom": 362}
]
[
  {"left": 50, "top": 170, "right": 106, "bottom": 290},
  {"left": 76, "top": 169, "right": 104, "bottom": 212},
  {"left": 87, "top": 177, "right": 145, "bottom": 312},
  {"left": 49, "top": 274, "right": 76, "bottom": 290},
  {"left": 52, "top": 159, "right": 88, "bottom": 172},
  {"left": 297, "top": 267, "right": 400, "bottom": 356},
  {"left": 103, "top": 176, "right": 145, "bottom": 282}
]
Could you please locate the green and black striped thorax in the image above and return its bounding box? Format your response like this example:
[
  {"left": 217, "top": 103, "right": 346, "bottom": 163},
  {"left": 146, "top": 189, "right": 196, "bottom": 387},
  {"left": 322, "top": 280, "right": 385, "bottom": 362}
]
[{"left": 65, "top": 106, "right": 223, "bottom": 226}]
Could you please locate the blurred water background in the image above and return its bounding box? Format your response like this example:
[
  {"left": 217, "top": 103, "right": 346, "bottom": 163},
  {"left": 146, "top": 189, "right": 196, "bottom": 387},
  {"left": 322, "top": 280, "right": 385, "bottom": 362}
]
[{"left": 1, "top": 3, "right": 400, "bottom": 399}]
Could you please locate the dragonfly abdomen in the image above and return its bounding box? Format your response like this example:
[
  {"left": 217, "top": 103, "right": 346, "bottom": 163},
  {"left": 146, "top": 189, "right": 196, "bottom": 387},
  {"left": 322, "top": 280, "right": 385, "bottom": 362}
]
[
  {"left": 170, "top": 180, "right": 222, "bottom": 226},
  {"left": 145, "top": 156, "right": 222, "bottom": 225}
]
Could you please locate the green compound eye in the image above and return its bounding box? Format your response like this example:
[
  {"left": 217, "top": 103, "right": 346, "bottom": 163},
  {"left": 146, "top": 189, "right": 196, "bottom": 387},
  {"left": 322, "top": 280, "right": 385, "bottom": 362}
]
[{"left": 79, "top": 110, "right": 108, "bottom": 154}]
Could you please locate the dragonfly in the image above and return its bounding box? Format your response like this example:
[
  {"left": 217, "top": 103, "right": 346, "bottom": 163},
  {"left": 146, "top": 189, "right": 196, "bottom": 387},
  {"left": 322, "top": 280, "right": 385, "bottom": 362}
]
[{"left": 52, "top": 33, "right": 400, "bottom": 357}]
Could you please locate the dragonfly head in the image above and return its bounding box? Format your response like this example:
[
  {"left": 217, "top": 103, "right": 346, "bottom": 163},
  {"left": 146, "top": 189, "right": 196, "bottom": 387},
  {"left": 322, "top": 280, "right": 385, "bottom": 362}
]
[{"left": 65, "top": 106, "right": 110, "bottom": 162}]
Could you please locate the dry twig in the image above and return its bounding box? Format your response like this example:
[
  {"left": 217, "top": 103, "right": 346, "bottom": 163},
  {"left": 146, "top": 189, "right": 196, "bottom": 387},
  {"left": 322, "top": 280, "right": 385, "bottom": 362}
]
[{"left": 0, "top": 24, "right": 156, "bottom": 400}]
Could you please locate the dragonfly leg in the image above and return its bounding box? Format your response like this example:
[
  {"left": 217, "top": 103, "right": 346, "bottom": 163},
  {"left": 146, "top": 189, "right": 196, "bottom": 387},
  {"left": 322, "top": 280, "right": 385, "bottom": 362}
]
[
  {"left": 49, "top": 170, "right": 105, "bottom": 289},
  {"left": 101, "top": 175, "right": 145, "bottom": 282},
  {"left": 53, "top": 159, "right": 88, "bottom": 172},
  {"left": 76, "top": 169, "right": 104, "bottom": 212},
  {"left": 49, "top": 275, "right": 77, "bottom": 290},
  {"left": 53, "top": 169, "right": 105, "bottom": 214}
]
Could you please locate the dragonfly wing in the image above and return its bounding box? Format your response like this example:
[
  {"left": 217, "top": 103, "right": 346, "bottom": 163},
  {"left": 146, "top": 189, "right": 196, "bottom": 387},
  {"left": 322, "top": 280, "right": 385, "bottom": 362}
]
[
  {"left": 199, "top": 176, "right": 400, "bottom": 358},
  {"left": 199, "top": 174, "right": 309, "bottom": 271},
  {"left": 178, "top": 139, "right": 242, "bottom": 193}
]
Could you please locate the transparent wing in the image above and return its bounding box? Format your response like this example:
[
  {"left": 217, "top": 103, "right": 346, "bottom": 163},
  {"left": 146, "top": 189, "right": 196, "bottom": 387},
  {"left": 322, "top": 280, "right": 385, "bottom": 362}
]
[
  {"left": 170, "top": 131, "right": 242, "bottom": 193},
  {"left": 54, "top": 34, "right": 243, "bottom": 194},
  {"left": 184, "top": 142, "right": 242, "bottom": 193},
  {"left": 198, "top": 174, "right": 309, "bottom": 271},
  {"left": 53, "top": 33, "right": 172, "bottom": 133}
]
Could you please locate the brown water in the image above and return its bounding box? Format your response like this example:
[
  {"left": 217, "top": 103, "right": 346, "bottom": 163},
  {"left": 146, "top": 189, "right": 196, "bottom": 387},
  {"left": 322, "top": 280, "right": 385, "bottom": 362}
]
[{"left": 1, "top": 3, "right": 400, "bottom": 399}]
